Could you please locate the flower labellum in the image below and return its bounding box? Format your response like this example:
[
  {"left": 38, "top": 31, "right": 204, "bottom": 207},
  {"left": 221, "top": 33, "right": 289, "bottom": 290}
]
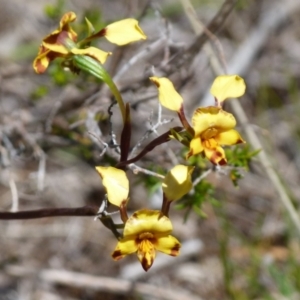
[{"left": 112, "top": 209, "right": 180, "bottom": 271}]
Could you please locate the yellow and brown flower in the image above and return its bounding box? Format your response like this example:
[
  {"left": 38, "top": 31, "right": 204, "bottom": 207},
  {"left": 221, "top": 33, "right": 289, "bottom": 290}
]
[
  {"left": 112, "top": 209, "right": 180, "bottom": 271},
  {"left": 33, "top": 12, "right": 146, "bottom": 74}
]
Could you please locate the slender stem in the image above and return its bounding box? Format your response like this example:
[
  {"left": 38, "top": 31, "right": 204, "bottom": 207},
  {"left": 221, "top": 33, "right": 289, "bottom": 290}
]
[
  {"left": 0, "top": 206, "right": 99, "bottom": 220},
  {"left": 72, "top": 54, "right": 126, "bottom": 123}
]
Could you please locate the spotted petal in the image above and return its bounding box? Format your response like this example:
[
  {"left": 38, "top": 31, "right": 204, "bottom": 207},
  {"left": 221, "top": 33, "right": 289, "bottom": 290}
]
[
  {"left": 136, "top": 239, "right": 156, "bottom": 271},
  {"left": 112, "top": 236, "right": 138, "bottom": 261},
  {"left": 204, "top": 146, "right": 227, "bottom": 165},
  {"left": 155, "top": 235, "right": 181, "bottom": 256}
]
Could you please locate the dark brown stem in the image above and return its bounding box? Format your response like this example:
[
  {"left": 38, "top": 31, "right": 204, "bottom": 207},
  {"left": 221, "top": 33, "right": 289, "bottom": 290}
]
[
  {"left": 177, "top": 107, "right": 194, "bottom": 137},
  {"left": 119, "top": 201, "right": 128, "bottom": 223},
  {"left": 0, "top": 206, "right": 99, "bottom": 220},
  {"left": 161, "top": 194, "right": 171, "bottom": 217}
]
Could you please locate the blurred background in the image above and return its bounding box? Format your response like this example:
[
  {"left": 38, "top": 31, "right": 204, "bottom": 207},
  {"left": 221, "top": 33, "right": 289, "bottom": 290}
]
[{"left": 1, "top": 0, "right": 300, "bottom": 299}]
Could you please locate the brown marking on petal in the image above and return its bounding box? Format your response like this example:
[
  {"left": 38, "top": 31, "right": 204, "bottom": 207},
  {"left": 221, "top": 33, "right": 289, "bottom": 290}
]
[
  {"left": 236, "top": 137, "right": 246, "bottom": 144},
  {"left": 152, "top": 80, "right": 160, "bottom": 88},
  {"left": 112, "top": 250, "right": 123, "bottom": 260},
  {"left": 170, "top": 243, "right": 181, "bottom": 256},
  {"left": 34, "top": 60, "right": 47, "bottom": 74},
  {"left": 141, "top": 256, "right": 153, "bottom": 271},
  {"left": 210, "top": 149, "right": 227, "bottom": 166}
]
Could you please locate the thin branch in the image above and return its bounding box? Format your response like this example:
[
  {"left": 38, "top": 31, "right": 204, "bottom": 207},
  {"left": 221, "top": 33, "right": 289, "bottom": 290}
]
[{"left": 0, "top": 206, "right": 99, "bottom": 220}]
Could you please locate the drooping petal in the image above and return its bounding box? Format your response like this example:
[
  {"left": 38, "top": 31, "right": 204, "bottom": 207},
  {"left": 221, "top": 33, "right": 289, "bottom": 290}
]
[
  {"left": 186, "top": 137, "right": 204, "bottom": 158},
  {"left": 192, "top": 107, "right": 236, "bottom": 137},
  {"left": 154, "top": 235, "right": 181, "bottom": 256},
  {"left": 150, "top": 77, "right": 183, "bottom": 112},
  {"left": 33, "top": 46, "right": 51, "bottom": 74},
  {"left": 210, "top": 75, "right": 246, "bottom": 102},
  {"left": 162, "top": 165, "right": 194, "bottom": 201},
  {"left": 215, "top": 129, "right": 245, "bottom": 146},
  {"left": 104, "top": 19, "right": 147, "bottom": 46},
  {"left": 204, "top": 145, "right": 227, "bottom": 165},
  {"left": 71, "top": 47, "right": 112, "bottom": 64},
  {"left": 95, "top": 166, "right": 129, "bottom": 207},
  {"left": 111, "top": 236, "right": 138, "bottom": 261},
  {"left": 136, "top": 239, "right": 156, "bottom": 271},
  {"left": 124, "top": 209, "right": 173, "bottom": 237}
]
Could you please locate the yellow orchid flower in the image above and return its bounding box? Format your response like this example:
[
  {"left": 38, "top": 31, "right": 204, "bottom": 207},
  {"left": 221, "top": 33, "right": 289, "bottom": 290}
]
[
  {"left": 210, "top": 75, "right": 246, "bottom": 104},
  {"left": 187, "top": 106, "right": 244, "bottom": 165},
  {"left": 112, "top": 209, "right": 180, "bottom": 271},
  {"left": 151, "top": 75, "right": 246, "bottom": 165},
  {"left": 95, "top": 166, "right": 129, "bottom": 207},
  {"left": 162, "top": 165, "right": 194, "bottom": 202},
  {"left": 33, "top": 12, "right": 146, "bottom": 74}
]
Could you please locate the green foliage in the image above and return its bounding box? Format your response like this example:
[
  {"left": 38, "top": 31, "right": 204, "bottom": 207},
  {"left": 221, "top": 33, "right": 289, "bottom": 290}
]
[
  {"left": 31, "top": 85, "right": 49, "bottom": 101},
  {"left": 225, "top": 145, "right": 260, "bottom": 186},
  {"left": 176, "top": 177, "right": 218, "bottom": 220},
  {"left": 44, "top": 0, "right": 65, "bottom": 19},
  {"left": 48, "top": 62, "right": 76, "bottom": 86}
]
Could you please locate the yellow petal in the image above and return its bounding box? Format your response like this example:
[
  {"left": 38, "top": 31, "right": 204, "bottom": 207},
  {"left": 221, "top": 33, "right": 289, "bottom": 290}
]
[
  {"left": 137, "top": 239, "right": 156, "bottom": 271},
  {"left": 210, "top": 75, "right": 246, "bottom": 102},
  {"left": 111, "top": 237, "right": 138, "bottom": 261},
  {"left": 186, "top": 137, "right": 204, "bottom": 158},
  {"left": 104, "top": 18, "right": 147, "bottom": 46},
  {"left": 192, "top": 107, "right": 236, "bottom": 137},
  {"left": 155, "top": 235, "right": 181, "bottom": 256},
  {"left": 95, "top": 166, "right": 129, "bottom": 207},
  {"left": 150, "top": 77, "right": 183, "bottom": 112},
  {"left": 42, "top": 41, "right": 69, "bottom": 54},
  {"left": 124, "top": 209, "right": 173, "bottom": 237},
  {"left": 58, "top": 11, "right": 77, "bottom": 41},
  {"left": 33, "top": 46, "right": 51, "bottom": 74},
  {"left": 71, "top": 47, "right": 112, "bottom": 64},
  {"left": 215, "top": 129, "right": 245, "bottom": 145},
  {"left": 162, "top": 165, "right": 194, "bottom": 201},
  {"left": 204, "top": 146, "right": 227, "bottom": 165}
]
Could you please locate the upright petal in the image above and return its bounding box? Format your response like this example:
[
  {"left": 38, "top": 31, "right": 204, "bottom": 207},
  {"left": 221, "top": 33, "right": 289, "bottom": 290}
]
[
  {"left": 192, "top": 107, "right": 236, "bottom": 137},
  {"left": 124, "top": 210, "right": 173, "bottom": 237},
  {"left": 210, "top": 75, "right": 246, "bottom": 102},
  {"left": 215, "top": 129, "right": 245, "bottom": 145},
  {"left": 162, "top": 165, "right": 194, "bottom": 201},
  {"left": 104, "top": 19, "right": 146, "bottom": 46},
  {"left": 155, "top": 235, "right": 181, "bottom": 256},
  {"left": 95, "top": 166, "right": 129, "bottom": 207},
  {"left": 150, "top": 77, "right": 183, "bottom": 112}
]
